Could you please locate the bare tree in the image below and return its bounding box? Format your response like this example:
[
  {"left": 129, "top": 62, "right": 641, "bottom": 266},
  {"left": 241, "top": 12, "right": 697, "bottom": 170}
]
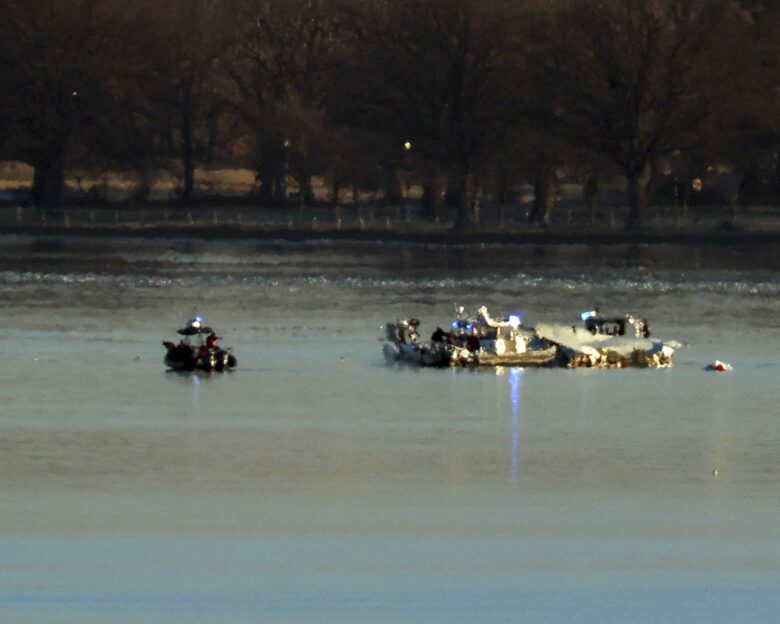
[
  {"left": 722, "top": 2, "right": 780, "bottom": 205},
  {"left": 227, "top": 0, "right": 346, "bottom": 205},
  {"left": 337, "top": 0, "right": 525, "bottom": 228},
  {"left": 527, "top": 0, "right": 751, "bottom": 227},
  {"left": 0, "top": 0, "right": 136, "bottom": 207},
  {"left": 133, "top": 0, "right": 236, "bottom": 205}
]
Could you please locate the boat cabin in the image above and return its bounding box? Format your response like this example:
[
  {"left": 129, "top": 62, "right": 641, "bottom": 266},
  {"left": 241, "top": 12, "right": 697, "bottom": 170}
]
[{"left": 583, "top": 313, "right": 650, "bottom": 338}]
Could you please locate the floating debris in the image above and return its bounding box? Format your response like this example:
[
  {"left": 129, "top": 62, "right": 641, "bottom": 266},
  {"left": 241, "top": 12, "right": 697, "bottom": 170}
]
[
  {"left": 705, "top": 360, "right": 733, "bottom": 372},
  {"left": 536, "top": 310, "right": 679, "bottom": 369}
]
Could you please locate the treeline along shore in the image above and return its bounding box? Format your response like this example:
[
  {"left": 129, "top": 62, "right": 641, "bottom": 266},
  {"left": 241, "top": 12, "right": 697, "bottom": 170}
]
[{"left": 2, "top": 0, "right": 780, "bottom": 234}]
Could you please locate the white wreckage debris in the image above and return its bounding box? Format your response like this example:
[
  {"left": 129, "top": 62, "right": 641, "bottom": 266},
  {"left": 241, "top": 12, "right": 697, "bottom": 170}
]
[{"left": 535, "top": 311, "right": 680, "bottom": 369}]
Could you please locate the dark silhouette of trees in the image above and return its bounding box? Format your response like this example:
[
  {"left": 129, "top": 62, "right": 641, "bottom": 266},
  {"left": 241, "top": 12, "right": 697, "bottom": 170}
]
[
  {"left": 0, "top": 0, "right": 136, "bottom": 207},
  {"left": 137, "top": 0, "right": 236, "bottom": 205},
  {"left": 526, "top": 0, "right": 753, "bottom": 227},
  {"left": 726, "top": 2, "right": 780, "bottom": 204},
  {"left": 0, "top": 0, "right": 775, "bottom": 223},
  {"left": 228, "top": 0, "right": 346, "bottom": 205},
  {"left": 337, "top": 0, "right": 526, "bottom": 227}
]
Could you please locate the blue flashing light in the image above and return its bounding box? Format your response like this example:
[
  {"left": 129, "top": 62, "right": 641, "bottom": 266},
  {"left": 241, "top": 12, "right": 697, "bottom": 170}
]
[
  {"left": 194, "top": 315, "right": 204, "bottom": 323},
  {"left": 451, "top": 321, "right": 459, "bottom": 329},
  {"left": 466, "top": 323, "right": 474, "bottom": 331},
  {"left": 508, "top": 314, "right": 522, "bottom": 326},
  {"left": 580, "top": 310, "right": 595, "bottom": 321}
]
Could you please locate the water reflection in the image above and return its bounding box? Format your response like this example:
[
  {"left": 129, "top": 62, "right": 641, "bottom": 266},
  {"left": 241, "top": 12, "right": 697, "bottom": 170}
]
[
  {"left": 165, "top": 368, "right": 221, "bottom": 409},
  {"left": 499, "top": 367, "right": 524, "bottom": 484}
]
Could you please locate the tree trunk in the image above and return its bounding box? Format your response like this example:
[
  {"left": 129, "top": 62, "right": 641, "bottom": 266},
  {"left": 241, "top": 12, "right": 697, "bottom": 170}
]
[
  {"left": 422, "top": 171, "right": 446, "bottom": 220},
  {"left": 256, "top": 134, "right": 286, "bottom": 205},
  {"left": 32, "top": 152, "right": 66, "bottom": 208},
  {"left": 453, "top": 167, "right": 477, "bottom": 230},
  {"left": 626, "top": 173, "right": 648, "bottom": 228},
  {"left": 584, "top": 173, "right": 599, "bottom": 226},
  {"left": 530, "top": 165, "right": 555, "bottom": 226},
  {"left": 298, "top": 173, "right": 314, "bottom": 205},
  {"left": 382, "top": 163, "right": 402, "bottom": 205},
  {"left": 181, "top": 108, "right": 195, "bottom": 206},
  {"left": 625, "top": 159, "right": 653, "bottom": 228},
  {"left": 494, "top": 170, "right": 510, "bottom": 204},
  {"left": 274, "top": 168, "right": 287, "bottom": 203},
  {"left": 133, "top": 164, "right": 153, "bottom": 202},
  {"left": 464, "top": 170, "right": 478, "bottom": 225},
  {"left": 330, "top": 180, "right": 341, "bottom": 206}
]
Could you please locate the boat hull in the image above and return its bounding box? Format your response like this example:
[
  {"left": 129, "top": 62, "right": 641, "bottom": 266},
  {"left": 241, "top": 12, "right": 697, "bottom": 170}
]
[
  {"left": 474, "top": 345, "right": 558, "bottom": 367},
  {"left": 383, "top": 341, "right": 557, "bottom": 368},
  {"left": 163, "top": 346, "right": 237, "bottom": 372}
]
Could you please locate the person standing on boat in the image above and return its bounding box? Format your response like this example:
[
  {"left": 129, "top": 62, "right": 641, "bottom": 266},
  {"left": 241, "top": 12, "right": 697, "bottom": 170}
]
[
  {"left": 465, "top": 335, "right": 480, "bottom": 352},
  {"left": 431, "top": 327, "right": 447, "bottom": 342}
]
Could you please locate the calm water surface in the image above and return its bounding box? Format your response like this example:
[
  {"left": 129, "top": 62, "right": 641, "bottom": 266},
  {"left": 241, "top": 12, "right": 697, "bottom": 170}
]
[{"left": 0, "top": 237, "right": 779, "bottom": 623}]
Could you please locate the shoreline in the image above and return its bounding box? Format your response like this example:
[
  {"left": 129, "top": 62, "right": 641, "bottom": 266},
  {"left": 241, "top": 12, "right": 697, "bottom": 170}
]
[{"left": 1, "top": 221, "right": 779, "bottom": 247}]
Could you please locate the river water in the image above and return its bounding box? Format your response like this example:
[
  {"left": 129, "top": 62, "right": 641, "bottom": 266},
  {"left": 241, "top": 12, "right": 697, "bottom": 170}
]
[{"left": 0, "top": 236, "right": 779, "bottom": 623}]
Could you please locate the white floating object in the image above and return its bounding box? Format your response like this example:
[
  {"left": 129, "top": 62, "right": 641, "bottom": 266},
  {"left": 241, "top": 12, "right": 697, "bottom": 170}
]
[{"left": 706, "top": 360, "right": 733, "bottom": 372}]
